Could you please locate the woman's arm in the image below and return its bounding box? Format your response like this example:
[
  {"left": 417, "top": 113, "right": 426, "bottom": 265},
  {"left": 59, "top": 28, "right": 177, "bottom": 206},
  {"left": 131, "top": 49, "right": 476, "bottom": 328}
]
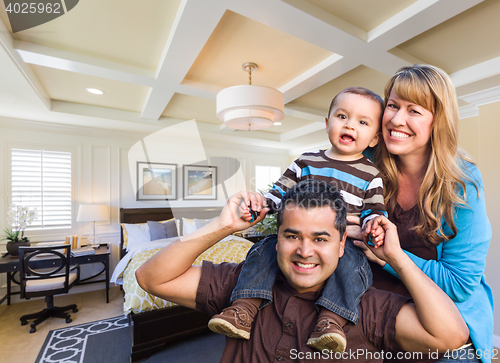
[{"left": 383, "top": 166, "right": 491, "bottom": 302}]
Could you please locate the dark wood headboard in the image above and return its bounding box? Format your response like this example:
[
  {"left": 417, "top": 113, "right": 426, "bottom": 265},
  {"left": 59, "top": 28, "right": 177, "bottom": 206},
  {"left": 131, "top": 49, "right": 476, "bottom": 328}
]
[{"left": 119, "top": 207, "right": 222, "bottom": 258}]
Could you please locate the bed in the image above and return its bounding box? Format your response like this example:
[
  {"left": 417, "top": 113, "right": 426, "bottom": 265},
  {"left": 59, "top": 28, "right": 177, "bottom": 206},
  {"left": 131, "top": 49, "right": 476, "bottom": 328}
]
[{"left": 112, "top": 207, "right": 254, "bottom": 363}]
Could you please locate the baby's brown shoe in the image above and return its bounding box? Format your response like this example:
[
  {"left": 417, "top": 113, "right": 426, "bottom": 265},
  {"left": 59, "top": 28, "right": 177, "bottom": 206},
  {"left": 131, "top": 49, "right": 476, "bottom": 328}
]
[
  {"left": 208, "top": 300, "right": 258, "bottom": 339},
  {"left": 307, "top": 318, "right": 347, "bottom": 353}
]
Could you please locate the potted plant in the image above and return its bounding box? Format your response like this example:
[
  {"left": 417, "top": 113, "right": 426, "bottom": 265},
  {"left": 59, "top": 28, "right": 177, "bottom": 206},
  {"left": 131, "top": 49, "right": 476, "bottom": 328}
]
[{"left": 3, "top": 204, "right": 37, "bottom": 256}]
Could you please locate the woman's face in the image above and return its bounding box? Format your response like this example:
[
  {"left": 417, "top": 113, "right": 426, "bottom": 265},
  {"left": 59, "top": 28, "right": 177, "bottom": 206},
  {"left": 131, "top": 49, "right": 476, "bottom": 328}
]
[{"left": 382, "top": 89, "right": 434, "bottom": 160}]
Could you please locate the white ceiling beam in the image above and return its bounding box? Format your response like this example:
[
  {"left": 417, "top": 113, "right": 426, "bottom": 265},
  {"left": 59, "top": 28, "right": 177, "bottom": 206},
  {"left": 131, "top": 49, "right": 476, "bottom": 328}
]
[
  {"left": 177, "top": 79, "right": 222, "bottom": 100},
  {"left": 0, "top": 20, "right": 51, "bottom": 109},
  {"left": 280, "top": 121, "right": 325, "bottom": 142},
  {"left": 367, "top": 0, "right": 483, "bottom": 50},
  {"left": 278, "top": 0, "right": 367, "bottom": 41},
  {"left": 140, "top": 0, "right": 228, "bottom": 120},
  {"left": 458, "top": 104, "right": 479, "bottom": 120},
  {"left": 279, "top": 54, "right": 354, "bottom": 103},
  {"left": 229, "top": 0, "right": 368, "bottom": 55},
  {"left": 51, "top": 100, "right": 166, "bottom": 124},
  {"left": 458, "top": 85, "right": 500, "bottom": 107},
  {"left": 284, "top": 104, "right": 325, "bottom": 122},
  {"left": 451, "top": 56, "right": 500, "bottom": 88},
  {"left": 14, "top": 40, "right": 156, "bottom": 87}
]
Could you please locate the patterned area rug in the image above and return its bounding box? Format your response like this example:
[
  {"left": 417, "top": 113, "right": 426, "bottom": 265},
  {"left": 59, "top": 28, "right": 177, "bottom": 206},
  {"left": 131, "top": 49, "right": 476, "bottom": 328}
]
[
  {"left": 35, "top": 316, "right": 129, "bottom": 363},
  {"left": 35, "top": 315, "right": 225, "bottom": 363}
]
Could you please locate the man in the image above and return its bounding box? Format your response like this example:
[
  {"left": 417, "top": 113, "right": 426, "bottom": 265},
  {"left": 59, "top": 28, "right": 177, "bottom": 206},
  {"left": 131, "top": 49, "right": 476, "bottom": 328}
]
[{"left": 136, "top": 180, "right": 468, "bottom": 362}]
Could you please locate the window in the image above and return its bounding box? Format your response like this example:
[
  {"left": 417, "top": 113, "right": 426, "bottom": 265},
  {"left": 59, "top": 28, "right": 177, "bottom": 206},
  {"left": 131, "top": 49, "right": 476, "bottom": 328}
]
[
  {"left": 11, "top": 148, "right": 72, "bottom": 230},
  {"left": 255, "top": 165, "right": 281, "bottom": 193}
]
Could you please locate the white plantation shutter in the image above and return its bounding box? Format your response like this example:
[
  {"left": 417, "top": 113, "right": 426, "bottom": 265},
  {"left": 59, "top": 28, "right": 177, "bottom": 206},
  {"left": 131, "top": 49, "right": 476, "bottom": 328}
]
[
  {"left": 11, "top": 148, "right": 72, "bottom": 230},
  {"left": 255, "top": 165, "right": 281, "bottom": 193}
]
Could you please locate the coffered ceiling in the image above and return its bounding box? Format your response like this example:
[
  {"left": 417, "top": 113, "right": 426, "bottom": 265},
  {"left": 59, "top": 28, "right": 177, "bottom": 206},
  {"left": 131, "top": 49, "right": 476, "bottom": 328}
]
[{"left": 0, "top": 0, "right": 499, "bottom": 154}]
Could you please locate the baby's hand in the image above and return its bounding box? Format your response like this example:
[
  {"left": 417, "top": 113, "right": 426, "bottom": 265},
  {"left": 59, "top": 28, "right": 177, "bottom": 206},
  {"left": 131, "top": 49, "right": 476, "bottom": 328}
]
[{"left": 363, "top": 219, "right": 385, "bottom": 248}]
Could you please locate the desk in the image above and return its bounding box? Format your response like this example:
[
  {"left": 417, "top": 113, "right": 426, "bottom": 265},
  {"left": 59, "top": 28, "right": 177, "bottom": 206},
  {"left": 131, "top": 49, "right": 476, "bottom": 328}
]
[{"left": 0, "top": 245, "right": 110, "bottom": 305}]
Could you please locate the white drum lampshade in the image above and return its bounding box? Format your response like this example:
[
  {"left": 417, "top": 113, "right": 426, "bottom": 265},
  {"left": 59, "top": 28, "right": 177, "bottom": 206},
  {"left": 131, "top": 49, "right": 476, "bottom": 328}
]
[
  {"left": 216, "top": 85, "right": 284, "bottom": 130},
  {"left": 77, "top": 204, "right": 109, "bottom": 247},
  {"left": 216, "top": 62, "right": 284, "bottom": 131}
]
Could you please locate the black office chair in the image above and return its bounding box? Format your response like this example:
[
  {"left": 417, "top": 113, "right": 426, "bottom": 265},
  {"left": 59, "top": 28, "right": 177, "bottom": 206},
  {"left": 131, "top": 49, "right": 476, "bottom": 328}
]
[{"left": 18, "top": 245, "right": 80, "bottom": 333}]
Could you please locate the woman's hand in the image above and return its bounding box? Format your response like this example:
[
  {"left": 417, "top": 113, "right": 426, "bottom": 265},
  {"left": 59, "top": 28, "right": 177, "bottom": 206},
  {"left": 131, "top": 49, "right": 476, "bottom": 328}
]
[{"left": 348, "top": 216, "right": 387, "bottom": 267}]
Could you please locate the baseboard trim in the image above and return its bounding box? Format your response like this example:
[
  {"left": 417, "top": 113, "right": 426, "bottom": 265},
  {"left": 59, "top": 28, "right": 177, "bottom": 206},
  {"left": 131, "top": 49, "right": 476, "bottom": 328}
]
[{"left": 493, "top": 334, "right": 500, "bottom": 349}]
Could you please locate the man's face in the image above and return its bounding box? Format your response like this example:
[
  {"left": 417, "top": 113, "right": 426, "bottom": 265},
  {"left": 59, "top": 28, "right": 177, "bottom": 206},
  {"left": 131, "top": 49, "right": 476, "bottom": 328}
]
[{"left": 276, "top": 205, "right": 346, "bottom": 294}]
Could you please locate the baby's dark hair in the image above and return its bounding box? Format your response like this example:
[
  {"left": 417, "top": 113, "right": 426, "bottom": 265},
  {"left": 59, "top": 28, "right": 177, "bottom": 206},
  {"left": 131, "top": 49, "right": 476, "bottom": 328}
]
[
  {"left": 276, "top": 179, "right": 347, "bottom": 240},
  {"left": 327, "top": 87, "right": 384, "bottom": 119}
]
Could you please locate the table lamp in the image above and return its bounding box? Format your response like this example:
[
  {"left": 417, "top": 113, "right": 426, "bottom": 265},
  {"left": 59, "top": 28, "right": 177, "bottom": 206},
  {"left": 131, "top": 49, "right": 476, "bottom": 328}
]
[{"left": 77, "top": 204, "right": 109, "bottom": 248}]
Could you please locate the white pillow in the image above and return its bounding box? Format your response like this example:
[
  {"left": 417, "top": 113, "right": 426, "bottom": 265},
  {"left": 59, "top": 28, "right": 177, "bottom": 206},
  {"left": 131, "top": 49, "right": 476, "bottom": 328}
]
[
  {"left": 182, "top": 217, "right": 218, "bottom": 236},
  {"left": 182, "top": 218, "right": 197, "bottom": 236},
  {"left": 194, "top": 217, "right": 217, "bottom": 229},
  {"left": 123, "top": 223, "right": 151, "bottom": 251}
]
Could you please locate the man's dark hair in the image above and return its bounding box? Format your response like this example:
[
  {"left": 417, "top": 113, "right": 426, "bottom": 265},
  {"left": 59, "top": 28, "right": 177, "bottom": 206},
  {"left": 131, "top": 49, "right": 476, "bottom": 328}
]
[
  {"left": 276, "top": 179, "right": 347, "bottom": 239},
  {"left": 327, "top": 86, "right": 384, "bottom": 120}
]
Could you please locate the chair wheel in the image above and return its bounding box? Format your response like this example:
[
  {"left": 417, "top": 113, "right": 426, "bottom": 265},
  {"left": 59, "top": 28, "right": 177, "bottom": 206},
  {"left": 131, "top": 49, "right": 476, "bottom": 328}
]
[
  {"left": 73, "top": 308, "right": 78, "bottom": 313},
  {"left": 30, "top": 326, "right": 36, "bottom": 333},
  {"left": 66, "top": 318, "right": 72, "bottom": 323},
  {"left": 21, "top": 320, "right": 27, "bottom": 326}
]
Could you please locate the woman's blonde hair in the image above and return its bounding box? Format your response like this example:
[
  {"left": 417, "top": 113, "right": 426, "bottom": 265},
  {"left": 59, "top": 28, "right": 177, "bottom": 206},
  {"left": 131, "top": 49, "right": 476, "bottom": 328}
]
[{"left": 376, "top": 64, "right": 476, "bottom": 245}]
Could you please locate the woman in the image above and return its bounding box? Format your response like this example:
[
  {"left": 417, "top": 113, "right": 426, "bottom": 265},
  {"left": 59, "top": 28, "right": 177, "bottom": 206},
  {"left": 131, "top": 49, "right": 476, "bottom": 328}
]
[{"left": 354, "top": 64, "right": 494, "bottom": 362}]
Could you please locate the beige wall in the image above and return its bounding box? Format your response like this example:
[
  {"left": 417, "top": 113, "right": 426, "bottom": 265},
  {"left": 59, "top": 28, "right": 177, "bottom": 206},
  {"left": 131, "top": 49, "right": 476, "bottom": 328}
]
[
  {"left": 459, "top": 115, "right": 481, "bottom": 163},
  {"left": 470, "top": 102, "right": 500, "bottom": 340}
]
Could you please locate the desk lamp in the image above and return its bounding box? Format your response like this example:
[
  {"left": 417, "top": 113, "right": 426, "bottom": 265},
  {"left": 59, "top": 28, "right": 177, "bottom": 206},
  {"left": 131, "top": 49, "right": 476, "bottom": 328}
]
[{"left": 76, "top": 204, "right": 109, "bottom": 248}]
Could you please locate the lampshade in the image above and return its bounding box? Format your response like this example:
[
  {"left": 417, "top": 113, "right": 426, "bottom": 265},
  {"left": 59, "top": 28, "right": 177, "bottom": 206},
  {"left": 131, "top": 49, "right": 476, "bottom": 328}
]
[
  {"left": 216, "top": 62, "right": 284, "bottom": 131},
  {"left": 77, "top": 204, "right": 109, "bottom": 222}
]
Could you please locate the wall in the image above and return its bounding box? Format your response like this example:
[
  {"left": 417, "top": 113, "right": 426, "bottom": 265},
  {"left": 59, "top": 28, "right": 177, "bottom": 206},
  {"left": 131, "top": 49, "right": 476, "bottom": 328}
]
[
  {"left": 469, "top": 102, "right": 500, "bottom": 345},
  {"left": 0, "top": 118, "right": 289, "bottom": 300}
]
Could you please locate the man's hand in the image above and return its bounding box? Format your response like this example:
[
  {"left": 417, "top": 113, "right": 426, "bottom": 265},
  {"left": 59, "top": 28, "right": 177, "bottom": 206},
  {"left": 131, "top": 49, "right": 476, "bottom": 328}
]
[
  {"left": 215, "top": 191, "right": 269, "bottom": 234},
  {"left": 346, "top": 215, "right": 363, "bottom": 240}
]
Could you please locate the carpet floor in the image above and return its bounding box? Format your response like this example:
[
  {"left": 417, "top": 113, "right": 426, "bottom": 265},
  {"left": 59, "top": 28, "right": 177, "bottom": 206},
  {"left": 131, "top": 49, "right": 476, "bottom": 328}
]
[{"left": 35, "top": 316, "right": 226, "bottom": 363}]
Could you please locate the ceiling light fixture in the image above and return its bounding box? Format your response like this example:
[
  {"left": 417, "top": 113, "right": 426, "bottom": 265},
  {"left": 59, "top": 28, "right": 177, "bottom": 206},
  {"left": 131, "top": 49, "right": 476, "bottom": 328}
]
[
  {"left": 216, "top": 62, "right": 284, "bottom": 131},
  {"left": 86, "top": 88, "right": 104, "bottom": 95}
]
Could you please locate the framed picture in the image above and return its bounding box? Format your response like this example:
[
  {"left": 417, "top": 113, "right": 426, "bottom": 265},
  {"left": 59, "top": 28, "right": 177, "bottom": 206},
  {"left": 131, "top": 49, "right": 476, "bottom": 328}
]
[
  {"left": 183, "top": 165, "right": 217, "bottom": 200},
  {"left": 137, "top": 162, "right": 177, "bottom": 200}
]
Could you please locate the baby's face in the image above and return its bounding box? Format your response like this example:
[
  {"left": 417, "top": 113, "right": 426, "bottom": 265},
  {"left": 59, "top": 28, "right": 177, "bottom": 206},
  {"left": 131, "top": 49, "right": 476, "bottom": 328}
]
[{"left": 325, "top": 93, "right": 382, "bottom": 161}]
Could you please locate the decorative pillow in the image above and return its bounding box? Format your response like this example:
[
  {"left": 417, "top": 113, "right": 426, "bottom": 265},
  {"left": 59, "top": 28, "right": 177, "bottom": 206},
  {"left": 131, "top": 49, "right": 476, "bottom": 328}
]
[
  {"left": 182, "top": 218, "right": 197, "bottom": 236},
  {"left": 121, "top": 222, "right": 145, "bottom": 249},
  {"left": 194, "top": 217, "right": 217, "bottom": 230},
  {"left": 147, "top": 220, "right": 179, "bottom": 241},
  {"left": 122, "top": 223, "right": 150, "bottom": 251},
  {"left": 164, "top": 219, "right": 179, "bottom": 238}
]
